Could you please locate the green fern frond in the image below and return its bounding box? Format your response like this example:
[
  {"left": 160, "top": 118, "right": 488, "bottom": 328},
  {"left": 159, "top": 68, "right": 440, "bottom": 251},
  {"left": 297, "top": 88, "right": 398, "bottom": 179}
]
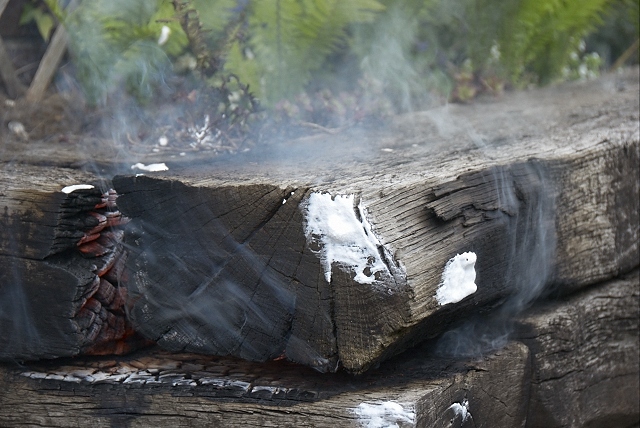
[
  {"left": 224, "top": 0, "right": 384, "bottom": 104},
  {"left": 500, "top": 0, "right": 613, "bottom": 84}
]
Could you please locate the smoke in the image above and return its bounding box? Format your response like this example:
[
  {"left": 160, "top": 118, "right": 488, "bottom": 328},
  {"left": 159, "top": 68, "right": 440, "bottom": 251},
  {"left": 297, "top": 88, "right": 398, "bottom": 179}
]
[
  {"left": 1, "top": 0, "right": 567, "bottom": 369},
  {"left": 0, "top": 257, "right": 41, "bottom": 362},
  {"left": 435, "top": 161, "right": 557, "bottom": 358}
]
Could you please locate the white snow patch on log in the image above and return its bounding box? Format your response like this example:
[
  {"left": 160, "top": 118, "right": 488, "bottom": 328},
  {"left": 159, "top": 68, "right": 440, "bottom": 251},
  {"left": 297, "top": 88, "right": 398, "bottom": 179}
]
[
  {"left": 303, "top": 193, "right": 393, "bottom": 284},
  {"left": 353, "top": 401, "right": 415, "bottom": 427},
  {"left": 131, "top": 162, "right": 169, "bottom": 172},
  {"left": 61, "top": 184, "right": 94, "bottom": 193},
  {"left": 436, "top": 252, "right": 477, "bottom": 305}
]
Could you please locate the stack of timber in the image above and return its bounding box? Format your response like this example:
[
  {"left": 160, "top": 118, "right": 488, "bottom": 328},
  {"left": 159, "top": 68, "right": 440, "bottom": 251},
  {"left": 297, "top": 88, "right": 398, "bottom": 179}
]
[
  {"left": 0, "top": 68, "right": 638, "bottom": 426},
  {"left": 0, "top": 271, "right": 637, "bottom": 427}
]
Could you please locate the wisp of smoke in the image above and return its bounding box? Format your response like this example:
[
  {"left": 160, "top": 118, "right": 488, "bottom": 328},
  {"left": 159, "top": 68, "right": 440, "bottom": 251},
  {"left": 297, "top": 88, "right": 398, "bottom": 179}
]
[{"left": 435, "top": 161, "right": 557, "bottom": 358}]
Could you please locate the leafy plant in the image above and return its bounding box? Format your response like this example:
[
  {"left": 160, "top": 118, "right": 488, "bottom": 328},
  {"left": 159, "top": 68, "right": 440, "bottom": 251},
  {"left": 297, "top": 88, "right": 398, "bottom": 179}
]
[
  {"left": 20, "top": 0, "right": 56, "bottom": 42},
  {"left": 47, "top": 0, "right": 188, "bottom": 103},
  {"left": 497, "top": 0, "right": 615, "bottom": 84},
  {"left": 28, "top": 0, "right": 636, "bottom": 133}
]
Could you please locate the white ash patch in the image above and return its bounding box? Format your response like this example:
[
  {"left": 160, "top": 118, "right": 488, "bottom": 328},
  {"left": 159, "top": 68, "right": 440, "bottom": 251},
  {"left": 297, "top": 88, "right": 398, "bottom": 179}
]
[
  {"left": 302, "top": 193, "right": 398, "bottom": 285},
  {"left": 131, "top": 162, "right": 169, "bottom": 172},
  {"left": 8, "top": 121, "right": 28, "bottom": 140},
  {"left": 61, "top": 184, "right": 95, "bottom": 194},
  {"left": 436, "top": 252, "right": 477, "bottom": 305},
  {"left": 157, "top": 25, "right": 171, "bottom": 45},
  {"left": 446, "top": 398, "right": 473, "bottom": 423},
  {"left": 353, "top": 401, "right": 415, "bottom": 428}
]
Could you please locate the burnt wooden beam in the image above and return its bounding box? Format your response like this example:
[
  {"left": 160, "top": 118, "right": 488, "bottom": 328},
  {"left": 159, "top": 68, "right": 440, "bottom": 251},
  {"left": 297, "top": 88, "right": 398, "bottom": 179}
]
[
  {"left": 0, "top": 271, "right": 636, "bottom": 427},
  {"left": 0, "top": 164, "right": 143, "bottom": 361},
  {"left": 0, "top": 341, "right": 531, "bottom": 427},
  {"left": 110, "top": 69, "right": 639, "bottom": 373},
  {"left": 0, "top": 69, "right": 638, "bottom": 373}
]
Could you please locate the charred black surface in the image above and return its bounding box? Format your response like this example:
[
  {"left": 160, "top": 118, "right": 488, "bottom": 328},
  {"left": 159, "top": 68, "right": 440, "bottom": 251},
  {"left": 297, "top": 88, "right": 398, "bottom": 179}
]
[
  {"left": 114, "top": 176, "right": 339, "bottom": 371},
  {"left": 0, "top": 168, "right": 142, "bottom": 361}
]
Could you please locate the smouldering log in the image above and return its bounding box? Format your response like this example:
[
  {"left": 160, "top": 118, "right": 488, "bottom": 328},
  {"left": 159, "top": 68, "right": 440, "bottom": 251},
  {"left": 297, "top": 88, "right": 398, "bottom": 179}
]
[{"left": 0, "top": 170, "right": 146, "bottom": 361}]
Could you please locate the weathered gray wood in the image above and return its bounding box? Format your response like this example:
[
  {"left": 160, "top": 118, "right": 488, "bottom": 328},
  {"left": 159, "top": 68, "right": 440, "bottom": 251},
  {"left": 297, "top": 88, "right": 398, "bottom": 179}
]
[
  {"left": 24, "top": 19, "right": 69, "bottom": 102},
  {"left": 110, "top": 69, "right": 639, "bottom": 372},
  {"left": 516, "top": 269, "right": 640, "bottom": 428},
  {"left": 0, "top": 69, "right": 638, "bottom": 372},
  {"left": 0, "top": 341, "right": 531, "bottom": 427},
  {"left": 0, "top": 271, "right": 635, "bottom": 426}
]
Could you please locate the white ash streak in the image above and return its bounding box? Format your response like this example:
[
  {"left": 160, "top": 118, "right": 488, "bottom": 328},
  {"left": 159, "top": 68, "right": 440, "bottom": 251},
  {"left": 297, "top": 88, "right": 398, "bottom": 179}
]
[
  {"left": 157, "top": 25, "right": 171, "bottom": 46},
  {"left": 131, "top": 163, "right": 169, "bottom": 172},
  {"left": 446, "top": 398, "right": 473, "bottom": 422},
  {"left": 61, "top": 184, "right": 95, "bottom": 193},
  {"left": 302, "top": 193, "right": 397, "bottom": 285},
  {"left": 353, "top": 401, "right": 415, "bottom": 428},
  {"left": 436, "top": 252, "right": 477, "bottom": 305}
]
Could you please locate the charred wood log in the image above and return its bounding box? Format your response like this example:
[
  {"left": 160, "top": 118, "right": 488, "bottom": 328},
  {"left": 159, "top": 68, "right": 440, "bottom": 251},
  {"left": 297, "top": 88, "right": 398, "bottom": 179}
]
[
  {"left": 0, "top": 341, "right": 531, "bottom": 427},
  {"left": 0, "top": 272, "right": 636, "bottom": 427},
  {"left": 0, "top": 165, "right": 143, "bottom": 361},
  {"left": 111, "top": 69, "right": 639, "bottom": 373}
]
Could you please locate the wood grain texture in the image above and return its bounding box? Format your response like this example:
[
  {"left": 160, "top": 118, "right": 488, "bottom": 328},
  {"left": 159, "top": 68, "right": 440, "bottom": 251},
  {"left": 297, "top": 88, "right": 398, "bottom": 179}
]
[
  {"left": 0, "top": 163, "right": 106, "bottom": 259},
  {"left": 110, "top": 69, "right": 639, "bottom": 372},
  {"left": 0, "top": 272, "right": 635, "bottom": 427},
  {"left": 516, "top": 269, "right": 640, "bottom": 428},
  {"left": 0, "top": 164, "right": 142, "bottom": 360},
  {"left": 0, "top": 69, "right": 637, "bottom": 373},
  {"left": 0, "top": 341, "right": 531, "bottom": 427}
]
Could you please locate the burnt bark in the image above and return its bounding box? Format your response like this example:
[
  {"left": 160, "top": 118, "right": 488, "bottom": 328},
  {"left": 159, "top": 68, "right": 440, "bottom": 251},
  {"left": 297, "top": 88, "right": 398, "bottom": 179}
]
[{"left": 0, "top": 164, "right": 142, "bottom": 360}]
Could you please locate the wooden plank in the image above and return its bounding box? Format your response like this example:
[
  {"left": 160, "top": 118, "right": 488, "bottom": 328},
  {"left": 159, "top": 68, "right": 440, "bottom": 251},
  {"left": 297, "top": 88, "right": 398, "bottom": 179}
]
[
  {"left": 516, "top": 269, "right": 639, "bottom": 427},
  {"left": 0, "top": 271, "right": 635, "bottom": 427},
  {"left": 0, "top": 163, "right": 106, "bottom": 259},
  {"left": 0, "top": 341, "right": 531, "bottom": 427},
  {"left": 108, "top": 69, "right": 639, "bottom": 373},
  {"left": 0, "top": 69, "right": 638, "bottom": 372},
  {"left": 24, "top": 22, "right": 69, "bottom": 102}
]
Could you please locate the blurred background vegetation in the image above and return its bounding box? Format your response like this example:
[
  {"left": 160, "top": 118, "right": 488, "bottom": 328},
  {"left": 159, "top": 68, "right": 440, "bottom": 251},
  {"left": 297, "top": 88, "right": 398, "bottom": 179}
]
[{"left": 20, "top": 0, "right": 640, "bottom": 135}]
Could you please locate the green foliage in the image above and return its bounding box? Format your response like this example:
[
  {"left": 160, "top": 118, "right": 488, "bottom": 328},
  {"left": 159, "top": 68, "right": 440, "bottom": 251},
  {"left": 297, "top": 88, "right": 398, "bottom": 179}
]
[
  {"left": 498, "top": 0, "right": 614, "bottom": 84},
  {"left": 20, "top": 1, "right": 56, "bottom": 42},
  {"left": 223, "top": 0, "right": 384, "bottom": 104},
  {"left": 49, "top": 0, "right": 188, "bottom": 103},
  {"left": 32, "top": 0, "right": 634, "bottom": 116}
]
